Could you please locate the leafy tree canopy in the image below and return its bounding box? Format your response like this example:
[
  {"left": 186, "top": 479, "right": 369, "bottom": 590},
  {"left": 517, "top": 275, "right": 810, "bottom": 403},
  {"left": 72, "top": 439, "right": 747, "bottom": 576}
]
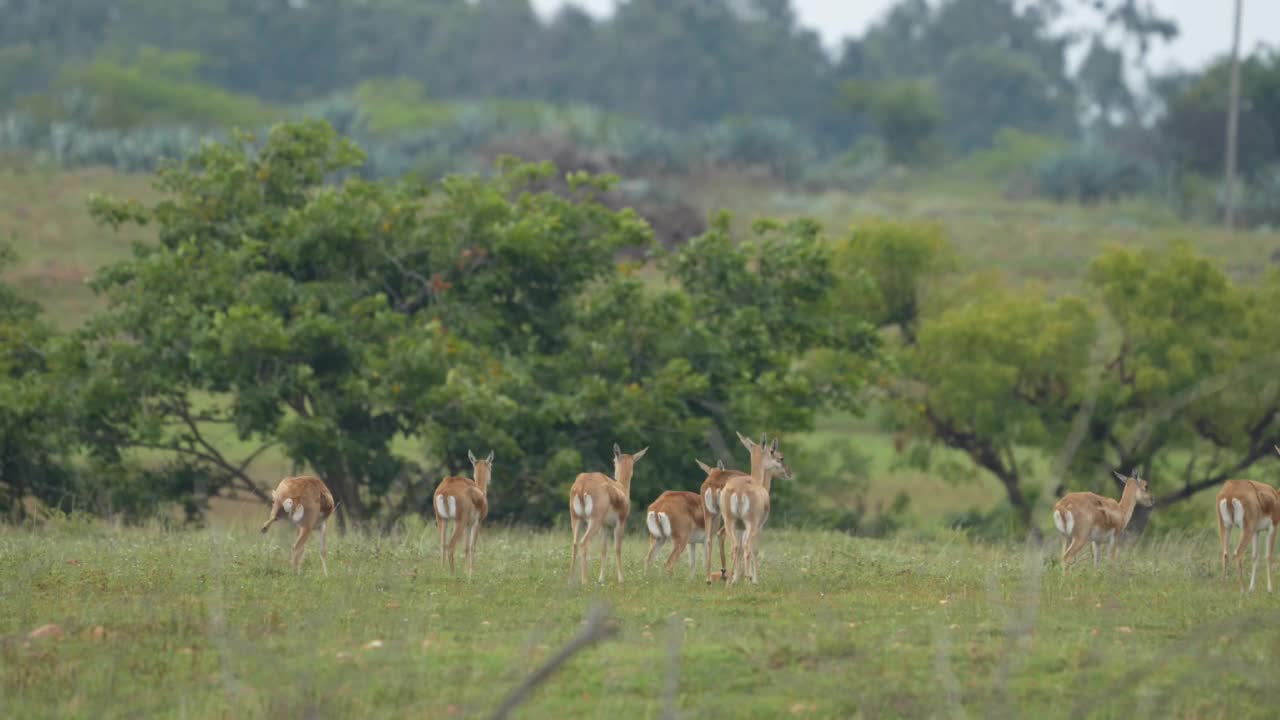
[{"left": 76, "top": 119, "right": 884, "bottom": 527}]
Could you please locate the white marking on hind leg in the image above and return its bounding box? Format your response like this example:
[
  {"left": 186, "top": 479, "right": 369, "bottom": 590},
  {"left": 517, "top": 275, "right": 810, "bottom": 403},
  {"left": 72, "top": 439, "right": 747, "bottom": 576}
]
[
  {"left": 1219, "top": 499, "right": 1232, "bottom": 527},
  {"left": 646, "top": 511, "right": 662, "bottom": 538},
  {"left": 657, "top": 512, "right": 672, "bottom": 537},
  {"left": 1233, "top": 499, "right": 1245, "bottom": 527},
  {"left": 704, "top": 490, "right": 717, "bottom": 514},
  {"left": 291, "top": 505, "right": 305, "bottom": 523}
]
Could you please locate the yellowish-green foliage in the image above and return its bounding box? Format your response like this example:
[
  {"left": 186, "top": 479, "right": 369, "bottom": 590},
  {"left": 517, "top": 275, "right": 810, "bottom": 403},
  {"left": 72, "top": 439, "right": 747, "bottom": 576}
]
[
  {"left": 351, "top": 78, "right": 455, "bottom": 135},
  {"left": 49, "top": 48, "right": 284, "bottom": 129},
  {"left": 2, "top": 522, "right": 1275, "bottom": 719}
]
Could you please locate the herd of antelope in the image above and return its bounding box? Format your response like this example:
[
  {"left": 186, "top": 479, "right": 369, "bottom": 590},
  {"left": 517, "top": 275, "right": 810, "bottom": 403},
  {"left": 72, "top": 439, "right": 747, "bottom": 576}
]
[{"left": 258, "top": 434, "right": 1280, "bottom": 594}]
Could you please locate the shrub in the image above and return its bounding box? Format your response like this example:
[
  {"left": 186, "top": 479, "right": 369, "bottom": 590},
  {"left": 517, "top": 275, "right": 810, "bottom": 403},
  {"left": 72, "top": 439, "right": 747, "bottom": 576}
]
[
  {"left": 1236, "top": 164, "right": 1280, "bottom": 228},
  {"left": 776, "top": 435, "right": 907, "bottom": 537},
  {"left": 959, "top": 128, "right": 1065, "bottom": 185},
  {"left": 1035, "top": 142, "right": 1157, "bottom": 203},
  {"left": 55, "top": 51, "right": 282, "bottom": 130}
]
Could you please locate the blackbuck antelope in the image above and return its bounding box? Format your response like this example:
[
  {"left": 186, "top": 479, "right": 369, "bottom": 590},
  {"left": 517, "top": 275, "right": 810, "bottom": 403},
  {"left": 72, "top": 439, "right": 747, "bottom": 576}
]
[
  {"left": 718, "top": 432, "right": 791, "bottom": 585},
  {"left": 1215, "top": 448, "right": 1280, "bottom": 592},
  {"left": 696, "top": 458, "right": 743, "bottom": 581},
  {"left": 1052, "top": 468, "right": 1153, "bottom": 571},
  {"left": 643, "top": 458, "right": 725, "bottom": 579},
  {"left": 644, "top": 489, "right": 708, "bottom": 578},
  {"left": 568, "top": 444, "right": 648, "bottom": 584},
  {"left": 261, "top": 475, "right": 336, "bottom": 575},
  {"left": 432, "top": 450, "right": 494, "bottom": 577}
]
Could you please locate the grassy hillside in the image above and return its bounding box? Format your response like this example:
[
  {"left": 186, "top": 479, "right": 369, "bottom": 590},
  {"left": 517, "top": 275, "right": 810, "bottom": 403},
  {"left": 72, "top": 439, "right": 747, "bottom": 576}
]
[
  {"left": 0, "top": 164, "right": 157, "bottom": 326},
  {"left": 692, "top": 172, "right": 1280, "bottom": 295},
  {"left": 2, "top": 523, "right": 1273, "bottom": 719}
]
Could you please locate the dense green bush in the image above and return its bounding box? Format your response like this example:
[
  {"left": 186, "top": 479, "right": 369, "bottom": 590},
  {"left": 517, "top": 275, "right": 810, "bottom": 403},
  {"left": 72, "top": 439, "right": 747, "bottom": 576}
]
[
  {"left": 1236, "top": 164, "right": 1280, "bottom": 228},
  {"left": 1034, "top": 142, "right": 1157, "bottom": 203},
  {"left": 779, "top": 435, "right": 908, "bottom": 537}
]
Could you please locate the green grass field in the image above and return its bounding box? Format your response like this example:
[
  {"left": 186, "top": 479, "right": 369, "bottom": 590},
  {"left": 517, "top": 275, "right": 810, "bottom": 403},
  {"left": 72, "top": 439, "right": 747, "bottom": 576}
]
[{"left": 3, "top": 521, "right": 1277, "bottom": 719}]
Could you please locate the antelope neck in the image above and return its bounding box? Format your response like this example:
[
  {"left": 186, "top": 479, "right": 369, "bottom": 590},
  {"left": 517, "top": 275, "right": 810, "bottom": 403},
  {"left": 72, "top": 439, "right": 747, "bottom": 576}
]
[
  {"left": 1116, "top": 481, "right": 1139, "bottom": 529},
  {"left": 474, "top": 465, "right": 491, "bottom": 494},
  {"left": 614, "top": 462, "right": 633, "bottom": 493},
  {"left": 748, "top": 446, "right": 775, "bottom": 492}
]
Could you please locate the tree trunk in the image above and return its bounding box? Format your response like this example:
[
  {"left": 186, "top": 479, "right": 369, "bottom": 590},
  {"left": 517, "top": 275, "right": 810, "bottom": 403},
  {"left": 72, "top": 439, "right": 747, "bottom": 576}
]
[
  {"left": 321, "top": 464, "right": 364, "bottom": 532},
  {"left": 994, "top": 468, "right": 1041, "bottom": 541}
]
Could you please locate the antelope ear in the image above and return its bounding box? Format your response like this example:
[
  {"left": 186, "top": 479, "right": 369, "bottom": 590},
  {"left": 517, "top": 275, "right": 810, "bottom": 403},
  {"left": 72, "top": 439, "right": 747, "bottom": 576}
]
[
  {"left": 1132, "top": 467, "right": 1141, "bottom": 482},
  {"left": 759, "top": 433, "right": 767, "bottom": 447},
  {"left": 1113, "top": 470, "right": 1127, "bottom": 482},
  {"left": 695, "top": 458, "right": 714, "bottom": 474},
  {"left": 486, "top": 450, "right": 494, "bottom": 464},
  {"left": 770, "top": 437, "right": 779, "bottom": 452},
  {"left": 613, "top": 443, "right": 622, "bottom": 459},
  {"left": 468, "top": 450, "right": 477, "bottom": 465},
  {"left": 632, "top": 446, "right": 649, "bottom": 461},
  {"left": 717, "top": 459, "right": 725, "bottom": 470},
  {"left": 736, "top": 431, "right": 754, "bottom": 450},
  {"left": 1275, "top": 444, "right": 1280, "bottom": 457}
]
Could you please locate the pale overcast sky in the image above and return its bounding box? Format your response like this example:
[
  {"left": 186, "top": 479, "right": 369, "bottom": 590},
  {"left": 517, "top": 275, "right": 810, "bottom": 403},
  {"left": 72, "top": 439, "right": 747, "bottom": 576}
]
[{"left": 530, "top": 0, "right": 1280, "bottom": 74}]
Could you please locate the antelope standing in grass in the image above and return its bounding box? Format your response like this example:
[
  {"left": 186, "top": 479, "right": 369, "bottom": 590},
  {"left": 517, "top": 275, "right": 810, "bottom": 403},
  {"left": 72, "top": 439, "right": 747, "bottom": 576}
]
[
  {"left": 696, "top": 457, "right": 742, "bottom": 581},
  {"left": 644, "top": 462, "right": 723, "bottom": 579},
  {"left": 261, "top": 475, "right": 336, "bottom": 576},
  {"left": 719, "top": 433, "right": 791, "bottom": 585},
  {"left": 433, "top": 450, "right": 494, "bottom": 577},
  {"left": 568, "top": 444, "right": 648, "bottom": 584},
  {"left": 1051, "top": 468, "right": 1153, "bottom": 571},
  {"left": 1215, "top": 448, "right": 1280, "bottom": 592}
]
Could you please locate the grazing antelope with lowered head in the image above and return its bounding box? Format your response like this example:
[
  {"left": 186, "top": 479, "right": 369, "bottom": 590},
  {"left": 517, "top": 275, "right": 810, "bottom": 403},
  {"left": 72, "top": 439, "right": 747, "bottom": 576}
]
[
  {"left": 261, "top": 475, "right": 336, "bottom": 576},
  {"left": 1052, "top": 468, "right": 1153, "bottom": 571},
  {"left": 696, "top": 457, "right": 743, "bottom": 581},
  {"left": 644, "top": 465, "right": 717, "bottom": 578},
  {"left": 719, "top": 432, "right": 791, "bottom": 585},
  {"left": 1215, "top": 449, "right": 1280, "bottom": 592},
  {"left": 433, "top": 450, "right": 493, "bottom": 577},
  {"left": 568, "top": 443, "right": 648, "bottom": 584}
]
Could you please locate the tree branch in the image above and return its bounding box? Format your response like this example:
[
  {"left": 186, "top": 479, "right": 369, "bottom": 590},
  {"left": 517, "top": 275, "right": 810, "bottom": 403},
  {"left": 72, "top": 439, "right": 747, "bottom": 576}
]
[{"left": 489, "top": 605, "right": 619, "bottom": 720}]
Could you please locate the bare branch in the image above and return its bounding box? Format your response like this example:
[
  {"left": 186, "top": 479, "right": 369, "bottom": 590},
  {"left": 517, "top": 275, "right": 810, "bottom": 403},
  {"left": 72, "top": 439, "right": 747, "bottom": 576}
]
[
  {"left": 662, "top": 615, "right": 683, "bottom": 720},
  {"left": 489, "top": 605, "right": 619, "bottom": 720}
]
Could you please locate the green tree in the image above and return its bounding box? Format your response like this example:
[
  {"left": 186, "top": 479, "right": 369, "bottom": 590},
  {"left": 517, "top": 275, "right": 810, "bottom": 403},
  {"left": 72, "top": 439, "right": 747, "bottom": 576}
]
[
  {"left": 1160, "top": 50, "right": 1280, "bottom": 179},
  {"left": 892, "top": 277, "right": 1097, "bottom": 533},
  {"left": 888, "top": 233, "right": 1280, "bottom": 535},
  {"left": 0, "top": 244, "right": 80, "bottom": 520},
  {"left": 78, "top": 120, "right": 883, "bottom": 527},
  {"left": 831, "top": 218, "right": 951, "bottom": 343},
  {"left": 841, "top": 79, "right": 943, "bottom": 166},
  {"left": 939, "top": 45, "right": 1075, "bottom": 151},
  {"left": 1072, "top": 243, "right": 1280, "bottom": 528}
]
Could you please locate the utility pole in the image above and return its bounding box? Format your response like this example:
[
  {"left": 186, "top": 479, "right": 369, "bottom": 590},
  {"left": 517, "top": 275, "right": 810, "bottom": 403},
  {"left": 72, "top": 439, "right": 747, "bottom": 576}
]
[{"left": 1224, "top": 0, "right": 1244, "bottom": 229}]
